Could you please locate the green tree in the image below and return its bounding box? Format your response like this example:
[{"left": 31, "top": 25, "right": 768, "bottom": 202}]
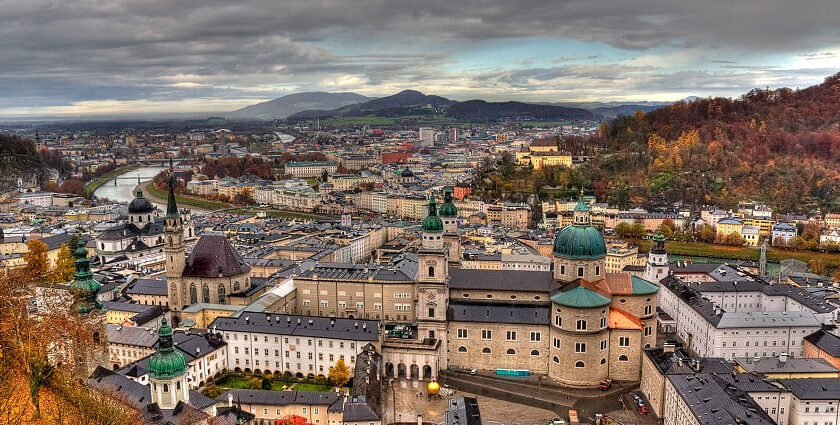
[
  {"left": 52, "top": 243, "right": 75, "bottom": 282},
  {"left": 24, "top": 239, "right": 50, "bottom": 280},
  {"left": 724, "top": 231, "right": 744, "bottom": 246},
  {"left": 328, "top": 359, "right": 350, "bottom": 388},
  {"left": 658, "top": 224, "right": 674, "bottom": 239},
  {"left": 614, "top": 222, "right": 632, "bottom": 238},
  {"left": 630, "top": 223, "right": 647, "bottom": 239},
  {"left": 261, "top": 377, "right": 272, "bottom": 390}
]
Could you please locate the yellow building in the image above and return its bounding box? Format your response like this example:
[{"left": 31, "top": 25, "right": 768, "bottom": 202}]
[
  {"left": 826, "top": 213, "right": 840, "bottom": 230},
  {"left": 180, "top": 303, "right": 242, "bottom": 328},
  {"left": 716, "top": 218, "right": 744, "bottom": 238},
  {"left": 605, "top": 242, "right": 646, "bottom": 273},
  {"left": 742, "top": 216, "right": 774, "bottom": 236}
]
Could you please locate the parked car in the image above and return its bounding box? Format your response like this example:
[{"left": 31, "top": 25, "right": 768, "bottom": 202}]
[
  {"left": 548, "top": 418, "right": 566, "bottom": 425},
  {"left": 598, "top": 378, "right": 612, "bottom": 391},
  {"left": 639, "top": 404, "right": 649, "bottom": 415}
]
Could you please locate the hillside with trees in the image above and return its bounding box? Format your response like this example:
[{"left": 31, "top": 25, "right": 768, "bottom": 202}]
[{"left": 586, "top": 73, "right": 840, "bottom": 214}]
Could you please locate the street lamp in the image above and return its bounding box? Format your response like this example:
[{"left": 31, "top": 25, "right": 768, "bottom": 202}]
[{"left": 390, "top": 378, "right": 396, "bottom": 424}]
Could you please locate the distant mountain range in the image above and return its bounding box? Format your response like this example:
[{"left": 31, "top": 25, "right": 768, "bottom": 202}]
[
  {"left": 228, "top": 90, "right": 695, "bottom": 122},
  {"left": 288, "top": 90, "right": 454, "bottom": 120},
  {"left": 226, "top": 92, "right": 372, "bottom": 120}
]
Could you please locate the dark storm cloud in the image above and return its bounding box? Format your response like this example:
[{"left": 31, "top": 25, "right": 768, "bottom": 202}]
[{"left": 2, "top": 0, "right": 840, "bottom": 112}]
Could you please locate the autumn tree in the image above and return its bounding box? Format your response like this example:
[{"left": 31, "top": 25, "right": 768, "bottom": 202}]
[
  {"left": 328, "top": 359, "right": 350, "bottom": 388},
  {"left": 24, "top": 239, "right": 50, "bottom": 280},
  {"left": 53, "top": 243, "right": 75, "bottom": 283},
  {"left": 809, "top": 258, "right": 827, "bottom": 275}
]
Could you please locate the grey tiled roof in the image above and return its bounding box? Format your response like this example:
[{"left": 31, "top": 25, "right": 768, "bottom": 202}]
[
  {"left": 210, "top": 314, "right": 381, "bottom": 341},
  {"left": 107, "top": 324, "right": 158, "bottom": 347},
  {"left": 448, "top": 267, "right": 554, "bottom": 292},
  {"left": 778, "top": 378, "right": 840, "bottom": 400},
  {"left": 804, "top": 329, "right": 840, "bottom": 357},
  {"left": 667, "top": 374, "right": 776, "bottom": 425},
  {"left": 125, "top": 278, "right": 168, "bottom": 296}
]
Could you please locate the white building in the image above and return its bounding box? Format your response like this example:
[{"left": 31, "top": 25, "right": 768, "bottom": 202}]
[
  {"left": 419, "top": 128, "right": 435, "bottom": 148},
  {"left": 778, "top": 378, "right": 840, "bottom": 425},
  {"left": 210, "top": 314, "right": 381, "bottom": 378}
]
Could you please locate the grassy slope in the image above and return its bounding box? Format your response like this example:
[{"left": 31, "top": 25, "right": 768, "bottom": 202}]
[
  {"left": 145, "top": 182, "right": 229, "bottom": 210},
  {"left": 637, "top": 239, "right": 840, "bottom": 268}
]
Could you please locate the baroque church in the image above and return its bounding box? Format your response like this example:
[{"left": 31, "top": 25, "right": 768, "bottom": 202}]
[{"left": 162, "top": 176, "right": 252, "bottom": 324}]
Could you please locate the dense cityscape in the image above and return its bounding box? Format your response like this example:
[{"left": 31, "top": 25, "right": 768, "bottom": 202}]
[{"left": 4, "top": 2, "right": 840, "bottom": 425}]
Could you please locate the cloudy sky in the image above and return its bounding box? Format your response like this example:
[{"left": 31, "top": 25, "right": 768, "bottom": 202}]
[{"left": 2, "top": 0, "right": 840, "bottom": 117}]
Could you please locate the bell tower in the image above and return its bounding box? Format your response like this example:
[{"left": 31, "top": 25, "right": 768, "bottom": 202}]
[
  {"left": 149, "top": 318, "right": 189, "bottom": 409},
  {"left": 68, "top": 239, "right": 109, "bottom": 377},
  {"left": 645, "top": 232, "right": 669, "bottom": 283},
  {"left": 438, "top": 186, "right": 461, "bottom": 262},
  {"left": 416, "top": 196, "right": 449, "bottom": 375},
  {"left": 165, "top": 173, "right": 186, "bottom": 314}
]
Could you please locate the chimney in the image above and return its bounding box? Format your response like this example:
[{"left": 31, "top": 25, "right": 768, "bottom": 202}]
[
  {"left": 227, "top": 393, "right": 233, "bottom": 407},
  {"left": 677, "top": 358, "right": 684, "bottom": 367},
  {"left": 693, "top": 359, "right": 702, "bottom": 372},
  {"left": 780, "top": 353, "right": 788, "bottom": 363},
  {"left": 663, "top": 342, "right": 676, "bottom": 353},
  {"left": 417, "top": 414, "right": 423, "bottom": 425}
]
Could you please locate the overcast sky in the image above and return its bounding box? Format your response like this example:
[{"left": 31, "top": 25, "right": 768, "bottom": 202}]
[{"left": 2, "top": 0, "right": 840, "bottom": 117}]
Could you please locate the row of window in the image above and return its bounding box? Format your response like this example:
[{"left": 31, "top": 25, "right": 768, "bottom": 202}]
[
  {"left": 458, "top": 329, "right": 543, "bottom": 341},
  {"left": 457, "top": 346, "right": 541, "bottom": 356}
]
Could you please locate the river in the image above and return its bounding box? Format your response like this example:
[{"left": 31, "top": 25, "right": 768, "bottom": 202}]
[{"left": 92, "top": 165, "right": 168, "bottom": 207}]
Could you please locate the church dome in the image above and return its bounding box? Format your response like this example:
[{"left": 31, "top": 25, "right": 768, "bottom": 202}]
[
  {"left": 553, "top": 224, "right": 606, "bottom": 259},
  {"left": 149, "top": 318, "right": 187, "bottom": 380},
  {"left": 128, "top": 190, "right": 154, "bottom": 214},
  {"left": 422, "top": 196, "right": 444, "bottom": 233}
]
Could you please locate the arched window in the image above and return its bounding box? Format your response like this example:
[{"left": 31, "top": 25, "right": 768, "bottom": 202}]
[
  {"left": 506, "top": 349, "right": 516, "bottom": 355},
  {"left": 595, "top": 265, "right": 600, "bottom": 275},
  {"left": 189, "top": 283, "right": 197, "bottom": 304},
  {"left": 600, "top": 358, "right": 607, "bottom": 365},
  {"left": 176, "top": 381, "right": 181, "bottom": 390},
  {"left": 218, "top": 284, "right": 226, "bottom": 304},
  {"left": 138, "top": 216, "right": 143, "bottom": 223},
  {"left": 553, "top": 356, "right": 559, "bottom": 363},
  {"left": 233, "top": 281, "right": 241, "bottom": 292},
  {"left": 163, "top": 384, "right": 169, "bottom": 392},
  {"left": 202, "top": 283, "right": 210, "bottom": 303},
  {"left": 644, "top": 305, "right": 652, "bottom": 315},
  {"left": 428, "top": 266, "right": 435, "bottom": 278},
  {"left": 458, "top": 346, "right": 467, "bottom": 352},
  {"left": 555, "top": 316, "right": 562, "bottom": 327},
  {"left": 482, "top": 348, "right": 491, "bottom": 354},
  {"left": 574, "top": 361, "right": 585, "bottom": 368},
  {"left": 530, "top": 349, "right": 540, "bottom": 356},
  {"left": 619, "top": 355, "right": 629, "bottom": 362},
  {"left": 92, "top": 332, "right": 100, "bottom": 343}
]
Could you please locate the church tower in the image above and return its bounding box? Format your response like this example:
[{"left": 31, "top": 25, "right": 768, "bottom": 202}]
[
  {"left": 644, "top": 232, "right": 669, "bottom": 283},
  {"left": 149, "top": 318, "right": 189, "bottom": 409},
  {"left": 438, "top": 186, "right": 461, "bottom": 262},
  {"left": 165, "top": 175, "right": 186, "bottom": 315},
  {"left": 416, "top": 196, "right": 449, "bottom": 376},
  {"left": 68, "top": 239, "right": 109, "bottom": 377}
]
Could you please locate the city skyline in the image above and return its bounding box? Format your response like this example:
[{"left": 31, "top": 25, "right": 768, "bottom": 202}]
[{"left": 3, "top": 0, "right": 840, "bottom": 117}]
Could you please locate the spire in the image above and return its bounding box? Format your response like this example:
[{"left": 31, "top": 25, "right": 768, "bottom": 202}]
[
  {"left": 166, "top": 174, "right": 179, "bottom": 217},
  {"left": 69, "top": 239, "right": 103, "bottom": 315},
  {"left": 428, "top": 196, "right": 438, "bottom": 217}
]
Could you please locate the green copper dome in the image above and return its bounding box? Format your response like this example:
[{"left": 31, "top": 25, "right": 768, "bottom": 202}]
[
  {"left": 422, "top": 196, "right": 444, "bottom": 233},
  {"left": 439, "top": 186, "right": 457, "bottom": 218},
  {"left": 553, "top": 224, "right": 607, "bottom": 258},
  {"left": 149, "top": 318, "right": 187, "bottom": 380},
  {"left": 69, "top": 239, "right": 104, "bottom": 315},
  {"left": 551, "top": 285, "right": 611, "bottom": 308}
]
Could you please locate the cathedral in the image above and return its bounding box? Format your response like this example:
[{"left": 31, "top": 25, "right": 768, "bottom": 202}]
[{"left": 163, "top": 176, "right": 252, "bottom": 324}]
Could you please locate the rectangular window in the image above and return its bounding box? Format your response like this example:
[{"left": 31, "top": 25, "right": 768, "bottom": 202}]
[
  {"left": 457, "top": 329, "right": 468, "bottom": 339},
  {"left": 482, "top": 330, "right": 492, "bottom": 340},
  {"left": 575, "top": 342, "right": 586, "bottom": 353},
  {"left": 619, "top": 337, "right": 630, "bottom": 347},
  {"left": 506, "top": 331, "right": 517, "bottom": 341},
  {"left": 530, "top": 332, "right": 541, "bottom": 342}
]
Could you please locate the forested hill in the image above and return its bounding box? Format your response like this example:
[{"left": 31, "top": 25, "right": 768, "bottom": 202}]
[{"left": 586, "top": 73, "right": 840, "bottom": 214}]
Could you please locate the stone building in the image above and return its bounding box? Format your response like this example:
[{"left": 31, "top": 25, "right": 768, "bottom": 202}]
[
  {"left": 446, "top": 195, "right": 659, "bottom": 387},
  {"left": 164, "top": 177, "right": 252, "bottom": 324}
]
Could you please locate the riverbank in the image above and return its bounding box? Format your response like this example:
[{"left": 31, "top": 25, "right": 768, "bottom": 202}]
[
  {"left": 638, "top": 239, "right": 840, "bottom": 269},
  {"left": 139, "top": 182, "right": 228, "bottom": 212},
  {"left": 84, "top": 163, "right": 142, "bottom": 195}
]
